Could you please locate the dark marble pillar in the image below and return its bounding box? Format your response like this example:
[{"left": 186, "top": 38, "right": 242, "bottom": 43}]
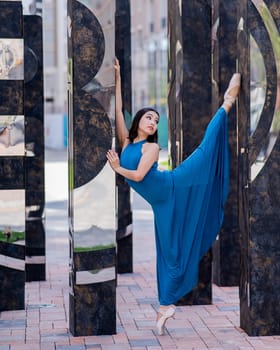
[
  {"left": 239, "top": 0, "right": 280, "bottom": 336},
  {"left": 168, "top": 0, "right": 213, "bottom": 305},
  {"left": 0, "top": 1, "right": 25, "bottom": 311},
  {"left": 212, "top": 0, "right": 241, "bottom": 287},
  {"left": 115, "top": 0, "right": 133, "bottom": 274},
  {"left": 68, "top": 0, "right": 116, "bottom": 336},
  {"left": 167, "top": 0, "right": 183, "bottom": 167},
  {"left": 24, "top": 15, "right": 45, "bottom": 282}
]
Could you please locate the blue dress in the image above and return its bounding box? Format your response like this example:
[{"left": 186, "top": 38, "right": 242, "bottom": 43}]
[{"left": 120, "top": 107, "right": 229, "bottom": 305}]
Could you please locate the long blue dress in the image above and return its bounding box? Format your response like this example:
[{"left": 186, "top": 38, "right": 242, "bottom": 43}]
[{"left": 120, "top": 107, "right": 229, "bottom": 305}]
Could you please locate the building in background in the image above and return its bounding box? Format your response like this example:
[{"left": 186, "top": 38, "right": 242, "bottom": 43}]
[
  {"left": 22, "top": 0, "right": 168, "bottom": 148},
  {"left": 23, "top": 0, "right": 67, "bottom": 115},
  {"left": 23, "top": 0, "right": 68, "bottom": 149},
  {"left": 130, "top": 0, "right": 168, "bottom": 148}
]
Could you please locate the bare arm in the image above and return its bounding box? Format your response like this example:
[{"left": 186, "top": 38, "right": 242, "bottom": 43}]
[
  {"left": 106, "top": 143, "right": 159, "bottom": 182},
  {"left": 115, "top": 58, "right": 129, "bottom": 148}
]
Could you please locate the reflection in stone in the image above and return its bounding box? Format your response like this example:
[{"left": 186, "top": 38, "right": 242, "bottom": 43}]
[
  {"left": 239, "top": 0, "right": 280, "bottom": 336},
  {"left": 68, "top": 0, "right": 116, "bottom": 335},
  {"left": 76, "top": 267, "right": 115, "bottom": 284},
  {"left": 0, "top": 0, "right": 25, "bottom": 313},
  {"left": 74, "top": 226, "right": 114, "bottom": 252},
  {"left": 0, "top": 39, "right": 24, "bottom": 80},
  {"left": 24, "top": 47, "right": 38, "bottom": 83},
  {"left": 0, "top": 115, "right": 24, "bottom": 155},
  {"left": 0, "top": 226, "right": 24, "bottom": 244},
  {"left": 70, "top": 0, "right": 105, "bottom": 89},
  {"left": 0, "top": 254, "right": 25, "bottom": 270},
  {"left": 0, "top": 190, "right": 25, "bottom": 236},
  {"left": 73, "top": 95, "right": 112, "bottom": 188},
  {"left": 250, "top": 0, "right": 280, "bottom": 181},
  {"left": 25, "top": 255, "right": 45, "bottom": 264},
  {"left": 73, "top": 164, "right": 114, "bottom": 249},
  {"left": 250, "top": 35, "right": 266, "bottom": 135}
]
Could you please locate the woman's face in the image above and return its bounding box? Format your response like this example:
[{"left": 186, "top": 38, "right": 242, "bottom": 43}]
[{"left": 138, "top": 111, "right": 159, "bottom": 136}]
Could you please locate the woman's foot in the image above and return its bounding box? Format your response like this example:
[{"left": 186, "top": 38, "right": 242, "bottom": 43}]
[
  {"left": 156, "top": 305, "right": 176, "bottom": 335},
  {"left": 222, "top": 73, "right": 241, "bottom": 113}
]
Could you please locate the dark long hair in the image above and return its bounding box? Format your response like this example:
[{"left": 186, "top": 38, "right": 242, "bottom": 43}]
[{"left": 128, "top": 107, "right": 160, "bottom": 143}]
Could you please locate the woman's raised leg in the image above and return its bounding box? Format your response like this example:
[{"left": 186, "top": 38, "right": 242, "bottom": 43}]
[{"left": 222, "top": 73, "right": 241, "bottom": 114}]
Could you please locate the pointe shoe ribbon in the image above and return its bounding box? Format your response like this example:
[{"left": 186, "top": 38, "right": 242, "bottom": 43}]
[
  {"left": 156, "top": 305, "right": 176, "bottom": 335},
  {"left": 223, "top": 73, "right": 241, "bottom": 108}
]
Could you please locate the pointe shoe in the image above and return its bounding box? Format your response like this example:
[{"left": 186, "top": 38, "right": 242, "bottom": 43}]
[
  {"left": 156, "top": 305, "right": 176, "bottom": 335},
  {"left": 223, "top": 73, "right": 241, "bottom": 109}
]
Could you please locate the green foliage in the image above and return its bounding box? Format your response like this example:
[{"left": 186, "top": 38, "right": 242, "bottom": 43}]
[
  {"left": 0, "top": 231, "right": 25, "bottom": 243},
  {"left": 74, "top": 243, "right": 115, "bottom": 253}
]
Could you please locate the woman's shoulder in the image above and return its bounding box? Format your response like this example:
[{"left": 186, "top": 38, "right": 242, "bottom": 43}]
[{"left": 142, "top": 142, "right": 159, "bottom": 151}]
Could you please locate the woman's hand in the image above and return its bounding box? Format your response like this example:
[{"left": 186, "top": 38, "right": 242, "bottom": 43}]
[{"left": 106, "top": 149, "right": 120, "bottom": 172}]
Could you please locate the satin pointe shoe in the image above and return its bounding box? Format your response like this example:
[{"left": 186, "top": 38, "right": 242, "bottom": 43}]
[
  {"left": 223, "top": 73, "right": 241, "bottom": 110},
  {"left": 156, "top": 305, "right": 176, "bottom": 335}
]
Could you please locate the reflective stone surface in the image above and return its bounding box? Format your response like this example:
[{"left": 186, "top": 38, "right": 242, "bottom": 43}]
[
  {"left": 0, "top": 1, "right": 25, "bottom": 312},
  {"left": 24, "top": 14, "right": 45, "bottom": 282},
  {"left": 0, "top": 80, "right": 23, "bottom": 115},
  {"left": 168, "top": 0, "right": 212, "bottom": 305},
  {"left": 0, "top": 39, "right": 24, "bottom": 80},
  {"left": 0, "top": 188, "right": 25, "bottom": 311},
  {"left": 0, "top": 1, "right": 22, "bottom": 38},
  {"left": 239, "top": 0, "right": 280, "bottom": 336},
  {"left": 69, "top": 280, "right": 116, "bottom": 336},
  {"left": 0, "top": 115, "right": 24, "bottom": 155},
  {"left": 212, "top": 0, "right": 241, "bottom": 287},
  {"left": 115, "top": 0, "right": 133, "bottom": 273},
  {"left": 68, "top": 0, "right": 116, "bottom": 336}
]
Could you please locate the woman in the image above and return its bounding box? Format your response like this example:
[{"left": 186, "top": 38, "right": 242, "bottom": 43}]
[{"left": 107, "top": 58, "right": 240, "bottom": 335}]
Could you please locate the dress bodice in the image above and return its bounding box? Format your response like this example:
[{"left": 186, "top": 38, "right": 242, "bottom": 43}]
[{"left": 120, "top": 140, "right": 172, "bottom": 205}]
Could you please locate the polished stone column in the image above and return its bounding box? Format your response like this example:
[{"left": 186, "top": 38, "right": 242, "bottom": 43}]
[
  {"left": 168, "top": 0, "right": 213, "bottom": 304},
  {"left": 212, "top": 0, "right": 241, "bottom": 287},
  {"left": 0, "top": 1, "right": 25, "bottom": 311},
  {"left": 68, "top": 0, "right": 116, "bottom": 336},
  {"left": 239, "top": 0, "right": 280, "bottom": 336},
  {"left": 115, "top": 0, "right": 133, "bottom": 274},
  {"left": 24, "top": 14, "right": 45, "bottom": 282}
]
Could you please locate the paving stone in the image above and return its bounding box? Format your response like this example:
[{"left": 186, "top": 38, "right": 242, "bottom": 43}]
[
  {"left": 0, "top": 320, "right": 26, "bottom": 329},
  {"left": 130, "top": 338, "right": 160, "bottom": 347}
]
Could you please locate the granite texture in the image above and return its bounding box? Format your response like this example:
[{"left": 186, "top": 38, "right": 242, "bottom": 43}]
[
  {"left": 239, "top": 0, "right": 280, "bottom": 336},
  {"left": 115, "top": 0, "right": 133, "bottom": 273},
  {"left": 168, "top": 0, "right": 212, "bottom": 304},
  {"left": 0, "top": 241, "right": 25, "bottom": 260},
  {"left": 71, "top": 0, "right": 105, "bottom": 90},
  {"left": 74, "top": 247, "right": 115, "bottom": 271},
  {"left": 0, "top": 81, "right": 24, "bottom": 115},
  {"left": 0, "top": 157, "right": 24, "bottom": 189},
  {"left": 0, "top": 1, "right": 25, "bottom": 311},
  {"left": 73, "top": 94, "right": 112, "bottom": 188},
  {"left": 0, "top": 266, "right": 25, "bottom": 312},
  {"left": 68, "top": 0, "right": 116, "bottom": 336},
  {"left": 25, "top": 220, "right": 45, "bottom": 256},
  {"left": 167, "top": 0, "right": 183, "bottom": 166},
  {"left": 69, "top": 280, "right": 116, "bottom": 336},
  {"left": 212, "top": 0, "right": 241, "bottom": 287},
  {"left": 24, "top": 15, "right": 45, "bottom": 282},
  {"left": 0, "top": 1, "right": 23, "bottom": 38}
]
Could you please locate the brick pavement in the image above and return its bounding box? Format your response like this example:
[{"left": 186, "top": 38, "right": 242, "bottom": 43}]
[{"left": 0, "top": 149, "right": 280, "bottom": 349}]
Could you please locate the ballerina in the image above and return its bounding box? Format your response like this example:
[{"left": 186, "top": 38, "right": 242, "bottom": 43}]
[{"left": 107, "top": 58, "right": 240, "bottom": 335}]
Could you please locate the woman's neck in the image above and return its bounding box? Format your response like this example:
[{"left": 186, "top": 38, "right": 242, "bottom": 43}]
[{"left": 133, "top": 137, "right": 147, "bottom": 143}]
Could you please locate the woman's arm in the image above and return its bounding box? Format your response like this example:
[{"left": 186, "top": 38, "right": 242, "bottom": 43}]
[
  {"left": 107, "top": 143, "right": 159, "bottom": 182},
  {"left": 115, "top": 58, "right": 129, "bottom": 148}
]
